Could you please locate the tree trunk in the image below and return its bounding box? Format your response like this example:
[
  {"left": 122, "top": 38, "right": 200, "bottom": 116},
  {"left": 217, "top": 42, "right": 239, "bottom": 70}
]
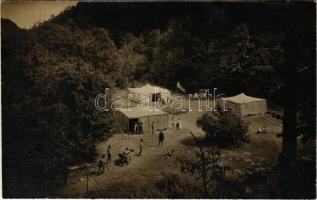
[
  {"left": 279, "top": 3, "right": 300, "bottom": 167},
  {"left": 280, "top": 101, "right": 297, "bottom": 166}
]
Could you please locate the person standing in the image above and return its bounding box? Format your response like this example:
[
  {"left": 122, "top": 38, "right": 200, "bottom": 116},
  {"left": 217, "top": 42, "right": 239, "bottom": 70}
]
[
  {"left": 139, "top": 122, "right": 143, "bottom": 134},
  {"left": 158, "top": 131, "right": 164, "bottom": 146},
  {"left": 171, "top": 116, "right": 175, "bottom": 128},
  {"left": 151, "top": 121, "right": 155, "bottom": 134},
  {"left": 139, "top": 139, "right": 143, "bottom": 156},
  {"left": 176, "top": 118, "right": 181, "bottom": 130},
  {"left": 98, "top": 154, "right": 106, "bottom": 173},
  {"left": 134, "top": 122, "right": 138, "bottom": 134},
  {"left": 107, "top": 145, "right": 112, "bottom": 164}
]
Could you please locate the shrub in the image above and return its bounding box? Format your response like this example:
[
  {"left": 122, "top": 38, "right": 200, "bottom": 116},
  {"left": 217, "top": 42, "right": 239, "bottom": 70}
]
[
  {"left": 196, "top": 109, "right": 249, "bottom": 147},
  {"left": 177, "top": 147, "right": 233, "bottom": 198}
]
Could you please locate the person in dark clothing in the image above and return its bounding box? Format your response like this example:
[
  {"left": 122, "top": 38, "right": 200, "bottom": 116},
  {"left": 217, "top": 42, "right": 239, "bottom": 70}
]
[
  {"left": 176, "top": 118, "right": 180, "bottom": 130},
  {"left": 139, "top": 122, "right": 144, "bottom": 134},
  {"left": 151, "top": 121, "right": 155, "bottom": 134},
  {"left": 158, "top": 131, "right": 164, "bottom": 146},
  {"left": 139, "top": 139, "right": 143, "bottom": 156},
  {"left": 98, "top": 154, "right": 106, "bottom": 173},
  {"left": 107, "top": 145, "right": 112, "bottom": 163}
]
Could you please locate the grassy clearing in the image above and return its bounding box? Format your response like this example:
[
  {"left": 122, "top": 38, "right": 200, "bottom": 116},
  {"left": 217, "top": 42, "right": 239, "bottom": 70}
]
[{"left": 63, "top": 100, "right": 314, "bottom": 198}]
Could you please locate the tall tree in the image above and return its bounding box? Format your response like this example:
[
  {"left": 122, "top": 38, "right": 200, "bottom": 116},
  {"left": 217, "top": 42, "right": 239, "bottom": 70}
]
[{"left": 279, "top": 3, "right": 306, "bottom": 167}]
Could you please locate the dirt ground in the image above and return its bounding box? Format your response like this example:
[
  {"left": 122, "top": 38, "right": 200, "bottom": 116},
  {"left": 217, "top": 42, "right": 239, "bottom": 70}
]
[{"left": 63, "top": 99, "right": 309, "bottom": 198}]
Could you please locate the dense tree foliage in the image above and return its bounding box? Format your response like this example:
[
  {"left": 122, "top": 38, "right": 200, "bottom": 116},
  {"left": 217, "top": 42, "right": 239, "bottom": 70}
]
[
  {"left": 197, "top": 109, "right": 249, "bottom": 147},
  {"left": 2, "top": 19, "right": 116, "bottom": 197},
  {"left": 2, "top": 2, "right": 315, "bottom": 197}
]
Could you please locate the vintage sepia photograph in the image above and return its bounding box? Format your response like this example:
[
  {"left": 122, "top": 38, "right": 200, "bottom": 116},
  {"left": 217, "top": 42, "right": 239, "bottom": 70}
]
[{"left": 1, "top": 1, "right": 316, "bottom": 198}]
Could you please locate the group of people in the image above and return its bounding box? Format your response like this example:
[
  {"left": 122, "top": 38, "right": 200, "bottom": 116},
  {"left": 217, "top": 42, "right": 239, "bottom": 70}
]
[
  {"left": 98, "top": 113, "right": 177, "bottom": 171},
  {"left": 123, "top": 130, "right": 165, "bottom": 158},
  {"left": 133, "top": 122, "right": 144, "bottom": 134},
  {"left": 170, "top": 116, "right": 182, "bottom": 130},
  {"left": 98, "top": 129, "right": 166, "bottom": 172},
  {"left": 132, "top": 116, "right": 182, "bottom": 135}
]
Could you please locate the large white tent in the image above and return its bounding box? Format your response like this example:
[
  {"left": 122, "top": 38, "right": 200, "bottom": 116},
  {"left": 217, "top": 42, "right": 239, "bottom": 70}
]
[
  {"left": 116, "top": 106, "right": 169, "bottom": 133},
  {"left": 128, "top": 84, "right": 171, "bottom": 103},
  {"left": 222, "top": 93, "right": 267, "bottom": 116}
]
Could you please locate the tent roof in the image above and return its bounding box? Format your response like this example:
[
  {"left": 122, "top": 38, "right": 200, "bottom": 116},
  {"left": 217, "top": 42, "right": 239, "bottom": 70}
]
[
  {"left": 118, "top": 106, "right": 168, "bottom": 118},
  {"left": 224, "top": 93, "right": 266, "bottom": 104},
  {"left": 128, "top": 84, "right": 171, "bottom": 96}
]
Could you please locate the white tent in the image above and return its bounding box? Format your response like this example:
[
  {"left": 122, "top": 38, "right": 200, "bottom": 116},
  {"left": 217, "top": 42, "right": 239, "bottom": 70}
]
[
  {"left": 222, "top": 93, "right": 267, "bottom": 116},
  {"left": 116, "top": 106, "right": 169, "bottom": 133},
  {"left": 128, "top": 84, "right": 171, "bottom": 103}
]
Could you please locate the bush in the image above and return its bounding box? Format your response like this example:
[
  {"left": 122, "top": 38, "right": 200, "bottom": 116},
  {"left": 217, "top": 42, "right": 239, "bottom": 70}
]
[{"left": 196, "top": 109, "right": 249, "bottom": 147}]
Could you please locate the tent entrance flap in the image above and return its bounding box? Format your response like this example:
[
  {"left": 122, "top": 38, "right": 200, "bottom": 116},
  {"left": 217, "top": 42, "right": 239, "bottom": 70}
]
[
  {"left": 152, "top": 93, "right": 161, "bottom": 102},
  {"left": 128, "top": 118, "right": 138, "bottom": 132}
]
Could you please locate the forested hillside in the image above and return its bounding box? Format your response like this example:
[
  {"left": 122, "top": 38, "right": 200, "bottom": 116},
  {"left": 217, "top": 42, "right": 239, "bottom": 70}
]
[{"left": 2, "top": 2, "right": 315, "bottom": 197}]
